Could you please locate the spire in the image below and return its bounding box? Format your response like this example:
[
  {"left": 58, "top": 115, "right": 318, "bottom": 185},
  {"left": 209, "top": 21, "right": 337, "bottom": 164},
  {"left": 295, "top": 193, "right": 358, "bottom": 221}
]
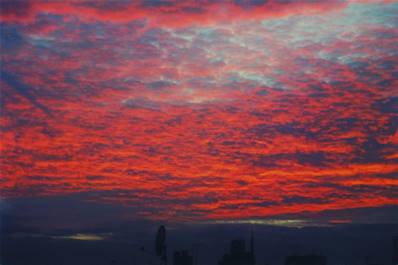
[{"left": 250, "top": 229, "right": 255, "bottom": 265}]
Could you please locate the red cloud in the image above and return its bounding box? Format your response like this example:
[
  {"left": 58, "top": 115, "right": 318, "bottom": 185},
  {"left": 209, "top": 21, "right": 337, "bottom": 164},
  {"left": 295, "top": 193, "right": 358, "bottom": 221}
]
[
  {"left": 1, "top": 0, "right": 347, "bottom": 27},
  {"left": 1, "top": 0, "right": 397, "bottom": 222}
]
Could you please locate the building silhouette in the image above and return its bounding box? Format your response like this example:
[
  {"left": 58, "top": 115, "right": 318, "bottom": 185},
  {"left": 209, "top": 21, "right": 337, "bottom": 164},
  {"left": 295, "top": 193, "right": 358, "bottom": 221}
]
[
  {"left": 218, "top": 232, "right": 255, "bottom": 265},
  {"left": 156, "top": 225, "right": 167, "bottom": 265},
  {"left": 284, "top": 255, "right": 327, "bottom": 265},
  {"left": 393, "top": 236, "right": 398, "bottom": 265},
  {"left": 173, "top": 250, "right": 193, "bottom": 265}
]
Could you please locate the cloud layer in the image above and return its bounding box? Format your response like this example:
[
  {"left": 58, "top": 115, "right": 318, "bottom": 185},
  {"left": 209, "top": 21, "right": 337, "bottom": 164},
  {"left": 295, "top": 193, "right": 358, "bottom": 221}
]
[{"left": 1, "top": 0, "right": 397, "bottom": 223}]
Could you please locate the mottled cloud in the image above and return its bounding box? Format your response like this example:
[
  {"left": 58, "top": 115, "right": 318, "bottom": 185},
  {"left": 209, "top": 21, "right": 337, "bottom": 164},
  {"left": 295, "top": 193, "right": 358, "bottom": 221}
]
[
  {"left": 1, "top": 0, "right": 348, "bottom": 26},
  {"left": 0, "top": 1, "right": 397, "bottom": 223}
]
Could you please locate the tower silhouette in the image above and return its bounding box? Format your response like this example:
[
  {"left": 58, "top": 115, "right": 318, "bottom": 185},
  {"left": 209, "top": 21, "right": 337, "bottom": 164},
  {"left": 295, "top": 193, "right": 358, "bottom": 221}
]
[
  {"left": 156, "top": 225, "right": 167, "bottom": 265},
  {"left": 393, "top": 236, "right": 398, "bottom": 265},
  {"left": 250, "top": 229, "right": 255, "bottom": 265}
]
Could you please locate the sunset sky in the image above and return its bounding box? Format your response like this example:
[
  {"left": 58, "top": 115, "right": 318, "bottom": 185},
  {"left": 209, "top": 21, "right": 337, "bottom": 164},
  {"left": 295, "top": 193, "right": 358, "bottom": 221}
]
[{"left": 1, "top": 0, "right": 397, "bottom": 264}]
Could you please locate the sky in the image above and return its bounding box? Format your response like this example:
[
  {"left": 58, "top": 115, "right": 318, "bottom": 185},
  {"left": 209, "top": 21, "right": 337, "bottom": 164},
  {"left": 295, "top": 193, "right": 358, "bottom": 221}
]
[{"left": 0, "top": 0, "right": 398, "bottom": 264}]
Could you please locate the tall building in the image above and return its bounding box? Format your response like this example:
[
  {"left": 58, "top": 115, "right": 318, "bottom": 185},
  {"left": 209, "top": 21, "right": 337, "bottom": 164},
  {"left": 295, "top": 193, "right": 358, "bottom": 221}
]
[
  {"left": 218, "top": 232, "right": 255, "bottom": 265},
  {"left": 173, "top": 249, "right": 193, "bottom": 265},
  {"left": 284, "top": 255, "right": 327, "bottom": 265},
  {"left": 250, "top": 230, "right": 255, "bottom": 265},
  {"left": 393, "top": 236, "right": 398, "bottom": 265}
]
